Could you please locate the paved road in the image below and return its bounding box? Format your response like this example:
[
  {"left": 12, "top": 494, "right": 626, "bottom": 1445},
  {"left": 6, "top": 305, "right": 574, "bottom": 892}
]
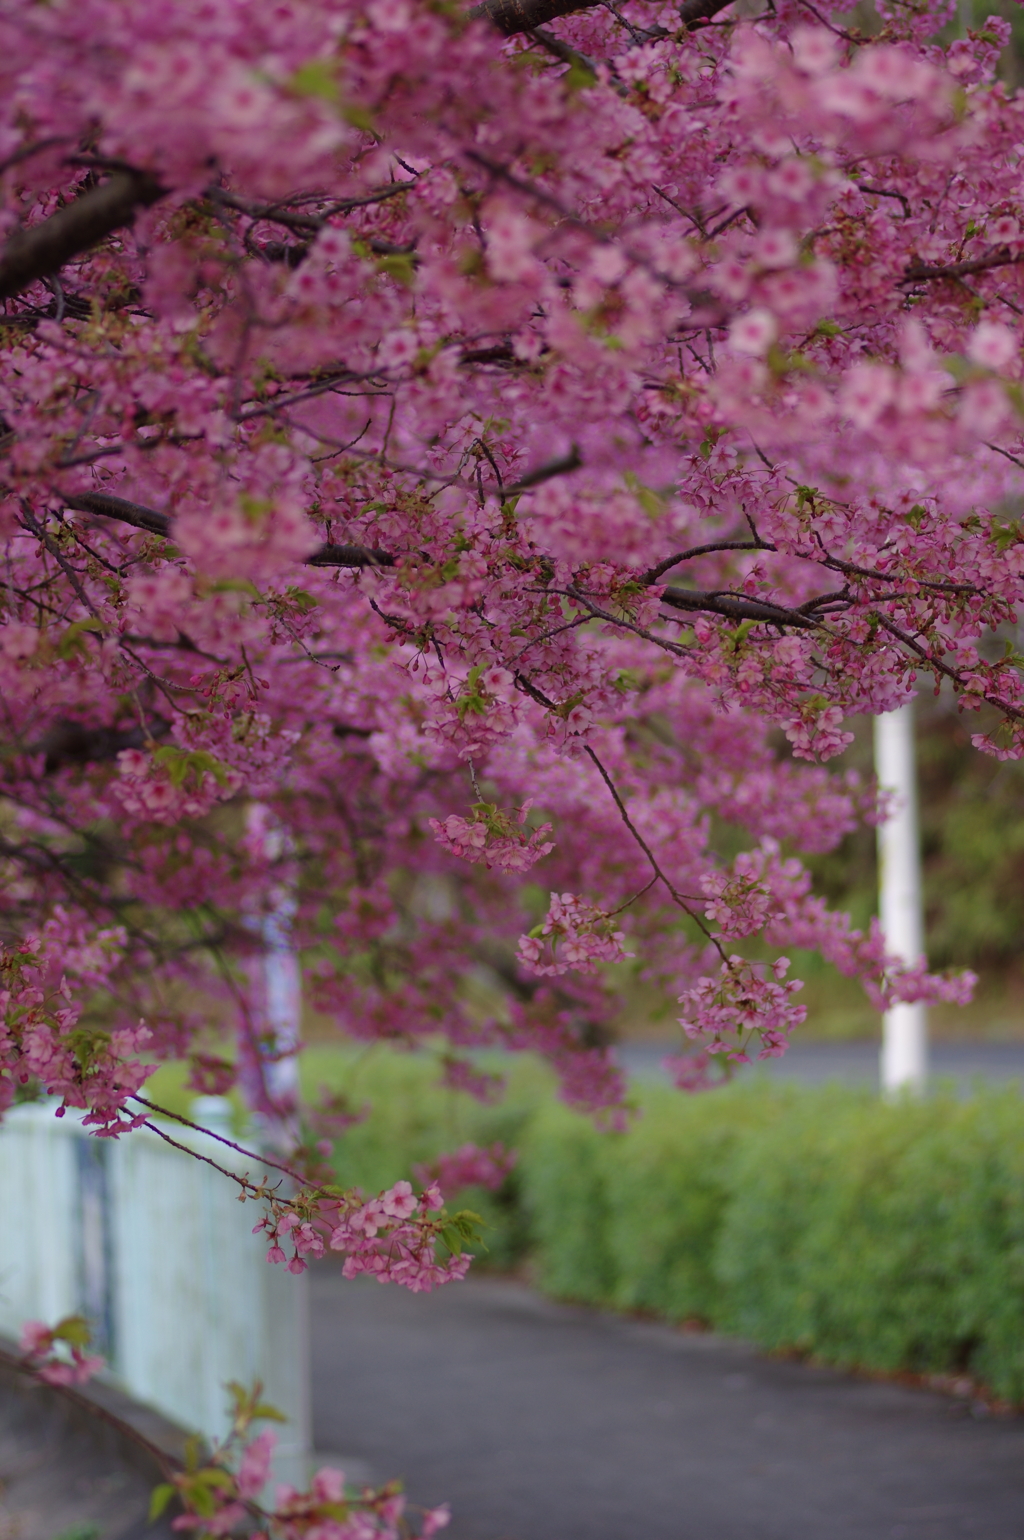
[
  {"left": 617, "top": 1040, "right": 1024, "bottom": 1092},
  {"left": 310, "top": 1270, "right": 1024, "bottom": 1540}
]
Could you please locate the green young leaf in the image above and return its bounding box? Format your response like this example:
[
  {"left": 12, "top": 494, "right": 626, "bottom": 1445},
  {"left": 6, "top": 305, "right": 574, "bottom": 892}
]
[
  {"left": 149, "top": 1484, "right": 176, "bottom": 1521},
  {"left": 726, "top": 619, "right": 758, "bottom": 649},
  {"left": 52, "top": 1313, "right": 93, "bottom": 1348},
  {"left": 375, "top": 253, "right": 416, "bottom": 287},
  {"left": 341, "top": 101, "right": 376, "bottom": 134},
  {"left": 447, "top": 1208, "right": 489, "bottom": 1253},
  {"left": 284, "top": 587, "right": 319, "bottom": 612},
  {"left": 153, "top": 746, "right": 231, "bottom": 788},
  {"left": 564, "top": 59, "right": 597, "bottom": 92},
  {"left": 289, "top": 59, "right": 339, "bottom": 101},
  {"left": 438, "top": 1224, "right": 463, "bottom": 1256},
  {"left": 56, "top": 617, "right": 104, "bottom": 660}
]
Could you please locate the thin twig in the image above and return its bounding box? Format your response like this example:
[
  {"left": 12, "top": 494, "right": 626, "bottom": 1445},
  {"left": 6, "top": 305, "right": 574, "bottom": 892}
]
[
  {"left": 582, "top": 743, "right": 728, "bottom": 959},
  {"left": 131, "top": 1094, "right": 311, "bottom": 1186},
  {"left": 643, "top": 540, "right": 770, "bottom": 583}
]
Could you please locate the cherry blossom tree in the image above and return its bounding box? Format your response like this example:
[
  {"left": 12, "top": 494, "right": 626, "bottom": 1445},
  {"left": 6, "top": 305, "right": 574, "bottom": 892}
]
[{"left": 1, "top": 0, "right": 1020, "bottom": 1523}]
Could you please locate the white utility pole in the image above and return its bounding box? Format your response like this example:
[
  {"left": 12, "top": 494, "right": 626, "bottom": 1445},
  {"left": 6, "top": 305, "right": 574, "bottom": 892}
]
[{"left": 874, "top": 700, "right": 928, "bottom": 1094}]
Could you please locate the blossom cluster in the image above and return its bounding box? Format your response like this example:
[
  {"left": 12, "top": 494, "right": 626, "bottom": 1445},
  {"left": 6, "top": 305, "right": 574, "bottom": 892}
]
[
  {"left": 429, "top": 801, "right": 555, "bottom": 874},
  {"left": 113, "top": 746, "right": 243, "bottom": 826},
  {"left": 254, "top": 1179, "right": 480, "bottom": 1294},
  {"left": 517, "top": 893, "right": 633, "bottom": 977},
  {"left": 676, "top": 956, "right": 807, "bottom": 1066},
  {"left": 412, "top": 1142, "right": 517, "bottom": 1197},
  {"left": 18, "top": 1315, "right": 104, "bottom": 1387},
  {"left": 5, "top": 1, "right": 1022, "bottom": 1522},
  {"left": 0, "top": 924, "right": 151, "bottom": 1132},
  {"left": 0, "top": 0, "right": 1015, "bottom": 1398},
  {"left": 149, "top": 1380, "right": 451, "bottom": 1539}
]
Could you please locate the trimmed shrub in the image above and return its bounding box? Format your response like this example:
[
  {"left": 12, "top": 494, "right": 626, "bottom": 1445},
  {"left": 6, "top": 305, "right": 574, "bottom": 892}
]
[
  {"left": 716, "top": 1089, "right": 1024, "bottom": 1399},
  {"left": 518, "top": 1103, "right": 617, "bottom": 1303},
  {"left": 519, "top": 1082, "right": 1024, "bottom": 1402}
]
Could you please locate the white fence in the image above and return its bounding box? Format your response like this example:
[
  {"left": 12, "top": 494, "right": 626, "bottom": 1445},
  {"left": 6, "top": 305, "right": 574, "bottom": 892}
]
[{"left": 0, "top": 1101, "right": 310, "bottom": 1485}]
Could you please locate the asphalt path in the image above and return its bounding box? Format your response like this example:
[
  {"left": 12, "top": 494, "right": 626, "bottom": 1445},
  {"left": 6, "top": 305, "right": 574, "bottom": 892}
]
[
  {"left": 310, "top": 1269, "right": 1024, "bottom": 1540},
  {"left": 617, "top": 1040, "right": 1024, "bottom": 1092}
]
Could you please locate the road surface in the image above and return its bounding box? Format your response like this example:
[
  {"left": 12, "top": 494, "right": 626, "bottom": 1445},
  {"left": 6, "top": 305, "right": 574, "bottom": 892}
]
[{"left": 310, "top": 1270, "right": 1024, "bottom": 1540}]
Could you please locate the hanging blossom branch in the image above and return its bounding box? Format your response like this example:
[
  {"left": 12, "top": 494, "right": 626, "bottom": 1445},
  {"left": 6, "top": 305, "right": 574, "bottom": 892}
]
[
  {"left": 0, "top": 0, "right": 1011, "bottom": 1254},
  {"left": 130, "top": 1097, "right": 485, "bottom": 1291}
]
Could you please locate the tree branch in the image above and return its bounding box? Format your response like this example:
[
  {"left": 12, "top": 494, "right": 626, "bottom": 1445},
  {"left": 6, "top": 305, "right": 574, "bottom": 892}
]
[
  {"left": 676, "top": 0, "right": 737, "bottom": 23},
  {"left": 0, "top": 1341, "right": 180, "bottom": 1484},
  {"left": 39, "top": 715, "right": 170, "bottom": 774},
  {"left": 307, "top": 542, "right": 395, "bottom": 568},
  {"left": 660, "top": 585, "right": 821, "bottom": 629},
  {"left": 470, "top": 0, "right": 731, "bottom": 33},
  {"left": 0, "top": 172, "right": 165, "bottom": 302},
  {"left": 470, "top": 0, "right": 593, "bottom": 33},
  {"left": 64, "top": 492, "right": 395, "bottom": 568},
  {"left": 902, "top": 250, "right": 1024, "bottom": 284},
  {"left": 65, "top": 490, "right": 170, "bottom": 536},
  {"left": 643, "top": 540, "right": 770, "bottom": 583},
  {"left": 59, "top": 493, "right": 843, "bottom": 609},
  {"left": 503, "top": 445, "right": 582, "bottom": 494}
]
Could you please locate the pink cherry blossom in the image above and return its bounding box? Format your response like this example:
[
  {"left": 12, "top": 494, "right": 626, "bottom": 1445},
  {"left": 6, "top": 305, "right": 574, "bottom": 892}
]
[
  {"left": 728, "top": 309, "right": 777, "bottom": 356},
  {"left": 968, "top": 322, "right": 1017, "bottom": 371}
]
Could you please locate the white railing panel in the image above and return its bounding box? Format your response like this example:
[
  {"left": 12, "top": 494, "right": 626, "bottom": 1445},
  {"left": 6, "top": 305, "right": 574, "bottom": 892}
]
[
  {"left": 0, "top": 1103, "right": 309, "bottom": 1486},
  {"left": 0, "top": 1104, "right": 78, "bottom": 1331}
]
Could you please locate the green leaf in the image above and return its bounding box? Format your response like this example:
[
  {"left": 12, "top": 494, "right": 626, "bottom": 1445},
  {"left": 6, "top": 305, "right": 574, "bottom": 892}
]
[
  {"left": 564, "top": 59, "right": 597, "bottom": 92},
  {"left": 289, "top": 59, "right": 339, "bottom": 102},
  {"left": 209, "top": 578, "right": 261, "bottom": 597},
  {"left": 56, "top": 617, "right": 104, "bottom": 660},
  {"left": 190, "top": 1467, "right": 235, "bottom": 1493},
  {"left": 284, "top": 587, "right": 318, "bottom": 612},
  {"left": 52, "top": 1313, "right": 93, "bottom": 1348},
  {"left": 149, "top": 1484, "right": 176, "bottom": 1521},
  {"left": 152, "top": 746, "right": 231, "bottom": 788},
  {"left": 375, "top": 253, "right": 416, "bottom": 287},
  {"left": 727, "top": 619, "right": 758, "bottom": 649},
  {"left": 341, "top": 101, "right": 376, "bottom": 134},
  {"left": 448, "top": 1208, "right": 489, "bottom": 1253},
  {"left": 439, "top": 1224, "right": 464, "bottom": 1256}
]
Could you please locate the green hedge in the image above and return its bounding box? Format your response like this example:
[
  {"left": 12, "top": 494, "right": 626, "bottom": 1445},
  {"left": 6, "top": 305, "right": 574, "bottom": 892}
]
[
  {"left": 150, "top": 1050, "right": 1024, "bottom": 1401},
  {"left": 521, "top": 1082, "right": 1024, "bottom": 1402}
]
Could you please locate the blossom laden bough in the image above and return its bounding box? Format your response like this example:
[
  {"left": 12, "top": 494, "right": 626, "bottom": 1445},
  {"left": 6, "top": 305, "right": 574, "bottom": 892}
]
[{"left": 0, "top": 0, "right": 1007, "bottom": 1355}]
